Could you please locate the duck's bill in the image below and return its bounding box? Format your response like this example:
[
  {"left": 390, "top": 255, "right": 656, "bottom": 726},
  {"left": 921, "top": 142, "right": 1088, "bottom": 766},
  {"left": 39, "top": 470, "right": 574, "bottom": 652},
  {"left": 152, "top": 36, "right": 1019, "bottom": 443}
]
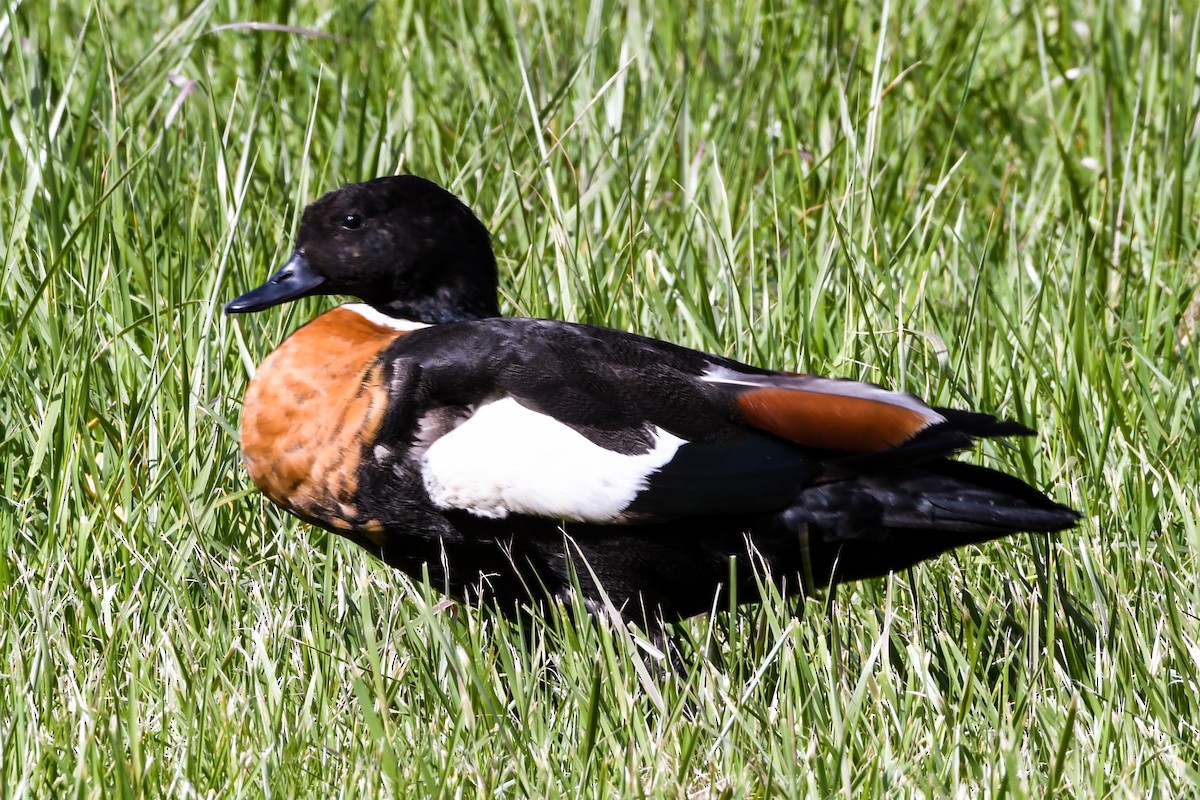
[{"left": 224, "top": 250, "right": 326, "bottom": 314}]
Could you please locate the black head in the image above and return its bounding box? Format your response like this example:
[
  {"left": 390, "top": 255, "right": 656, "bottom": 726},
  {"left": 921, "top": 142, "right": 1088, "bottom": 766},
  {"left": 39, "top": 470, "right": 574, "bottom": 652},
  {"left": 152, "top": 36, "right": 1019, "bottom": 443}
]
[{"left": 224, "top": 175, "right": 500, "bottom": 323}]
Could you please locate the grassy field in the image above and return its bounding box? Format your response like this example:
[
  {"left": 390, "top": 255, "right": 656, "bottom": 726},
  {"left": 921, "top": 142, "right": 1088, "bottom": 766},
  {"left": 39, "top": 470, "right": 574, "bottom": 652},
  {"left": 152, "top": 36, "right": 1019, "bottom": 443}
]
[{"left": 2, "top": 0, "right": 1199, "bottom": 795}]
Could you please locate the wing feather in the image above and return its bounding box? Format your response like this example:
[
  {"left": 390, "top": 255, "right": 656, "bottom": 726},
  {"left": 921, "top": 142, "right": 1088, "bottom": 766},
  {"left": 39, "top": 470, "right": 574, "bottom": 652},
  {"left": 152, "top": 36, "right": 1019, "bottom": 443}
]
[{"left": 390, "top": 319, "right": 1022, "bottom": 526}]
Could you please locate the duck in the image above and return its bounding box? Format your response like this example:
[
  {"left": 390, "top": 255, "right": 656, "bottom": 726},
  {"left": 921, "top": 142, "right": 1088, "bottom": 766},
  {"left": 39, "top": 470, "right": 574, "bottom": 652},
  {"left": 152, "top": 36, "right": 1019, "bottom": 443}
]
[{"left": 224, "top": 174, "right": 1079, "bottom": 644}]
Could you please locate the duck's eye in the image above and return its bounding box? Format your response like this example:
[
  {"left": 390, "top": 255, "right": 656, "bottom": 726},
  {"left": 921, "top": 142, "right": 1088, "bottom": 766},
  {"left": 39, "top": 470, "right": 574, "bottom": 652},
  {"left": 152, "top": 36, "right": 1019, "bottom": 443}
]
[{"left": 342, "top": 214, "right": 363, "bottom": 231}]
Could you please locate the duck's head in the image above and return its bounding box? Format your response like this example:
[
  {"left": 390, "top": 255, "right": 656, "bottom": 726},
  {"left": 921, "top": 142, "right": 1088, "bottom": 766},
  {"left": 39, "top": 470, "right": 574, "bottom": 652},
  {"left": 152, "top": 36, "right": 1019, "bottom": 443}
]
[{"left": 225, "top": 175, "right": 500, "bottom": 323}]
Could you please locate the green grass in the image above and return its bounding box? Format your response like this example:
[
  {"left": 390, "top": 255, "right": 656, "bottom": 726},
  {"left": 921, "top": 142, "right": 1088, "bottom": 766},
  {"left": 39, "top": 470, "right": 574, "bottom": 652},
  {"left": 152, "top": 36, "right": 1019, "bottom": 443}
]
[{"left": 2, "top": 0, "right": 1198, "bottom": 795}]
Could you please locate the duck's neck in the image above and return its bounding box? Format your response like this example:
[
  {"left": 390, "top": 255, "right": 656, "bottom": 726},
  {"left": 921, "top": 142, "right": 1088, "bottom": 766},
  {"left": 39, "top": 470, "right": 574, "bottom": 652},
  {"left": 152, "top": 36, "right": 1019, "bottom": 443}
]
[{"left": 372, "top": 292, "right": 500, "bottom": 325}]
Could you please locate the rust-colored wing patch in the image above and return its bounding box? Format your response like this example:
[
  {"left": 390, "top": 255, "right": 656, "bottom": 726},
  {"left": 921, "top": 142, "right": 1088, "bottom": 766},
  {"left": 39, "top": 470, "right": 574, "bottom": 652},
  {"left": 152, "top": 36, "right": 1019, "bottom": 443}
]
[
  {"left": 240, "top": 306, "right": 404, "bottom": 529},
  {"left": 737, "top": 387, "right": 934, "bottom": 452}
]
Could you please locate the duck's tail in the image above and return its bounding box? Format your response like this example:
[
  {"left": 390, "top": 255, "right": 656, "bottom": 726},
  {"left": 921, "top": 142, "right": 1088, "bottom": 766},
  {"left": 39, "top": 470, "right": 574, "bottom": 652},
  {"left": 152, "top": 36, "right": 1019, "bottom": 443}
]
[{"left": 774, "top": 459, "right": 1080, "bottom": 587}]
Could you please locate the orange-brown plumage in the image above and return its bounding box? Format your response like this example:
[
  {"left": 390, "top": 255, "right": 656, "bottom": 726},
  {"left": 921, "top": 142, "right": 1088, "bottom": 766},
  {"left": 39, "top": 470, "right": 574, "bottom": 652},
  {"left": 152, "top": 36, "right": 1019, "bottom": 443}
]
[
  {"left": 736, "top": 387, "right": 933, "bottom": 451},
  {"left": 240, "top": 306, "right": 401, "bottom": 529}
]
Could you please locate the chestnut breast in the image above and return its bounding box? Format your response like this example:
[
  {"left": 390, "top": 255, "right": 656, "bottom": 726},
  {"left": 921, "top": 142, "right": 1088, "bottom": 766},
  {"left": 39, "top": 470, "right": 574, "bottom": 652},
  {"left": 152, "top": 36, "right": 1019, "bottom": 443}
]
[{"left": 240, "top": 306, "right": 404, "bottom": 531}]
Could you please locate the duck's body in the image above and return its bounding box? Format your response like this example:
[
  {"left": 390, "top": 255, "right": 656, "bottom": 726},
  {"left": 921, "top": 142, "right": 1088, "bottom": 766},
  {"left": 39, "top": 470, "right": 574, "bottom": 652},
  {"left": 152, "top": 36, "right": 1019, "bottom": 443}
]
[{"left": 227, "top": 176, "right": 1078, "bottom": 631}]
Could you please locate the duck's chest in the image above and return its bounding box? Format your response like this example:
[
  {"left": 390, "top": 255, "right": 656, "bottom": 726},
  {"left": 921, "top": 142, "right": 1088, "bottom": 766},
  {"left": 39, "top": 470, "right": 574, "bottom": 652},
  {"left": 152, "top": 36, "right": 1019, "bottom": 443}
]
[{"left": 240, "top": 306, "right": 408, "bottom": 531}]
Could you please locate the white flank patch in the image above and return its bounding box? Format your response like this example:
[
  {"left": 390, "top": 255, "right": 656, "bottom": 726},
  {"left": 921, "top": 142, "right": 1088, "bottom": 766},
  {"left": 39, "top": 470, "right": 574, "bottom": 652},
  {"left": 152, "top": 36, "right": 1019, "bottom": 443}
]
[
  {"left": 421, "top": 397, "right": 686, "bottom": 523},
  {"left": 343, "top": 303, "right": 431, "bottom": 331},
  {"left": 700, "top": 364, "right": 945, "bottom": 423}
]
